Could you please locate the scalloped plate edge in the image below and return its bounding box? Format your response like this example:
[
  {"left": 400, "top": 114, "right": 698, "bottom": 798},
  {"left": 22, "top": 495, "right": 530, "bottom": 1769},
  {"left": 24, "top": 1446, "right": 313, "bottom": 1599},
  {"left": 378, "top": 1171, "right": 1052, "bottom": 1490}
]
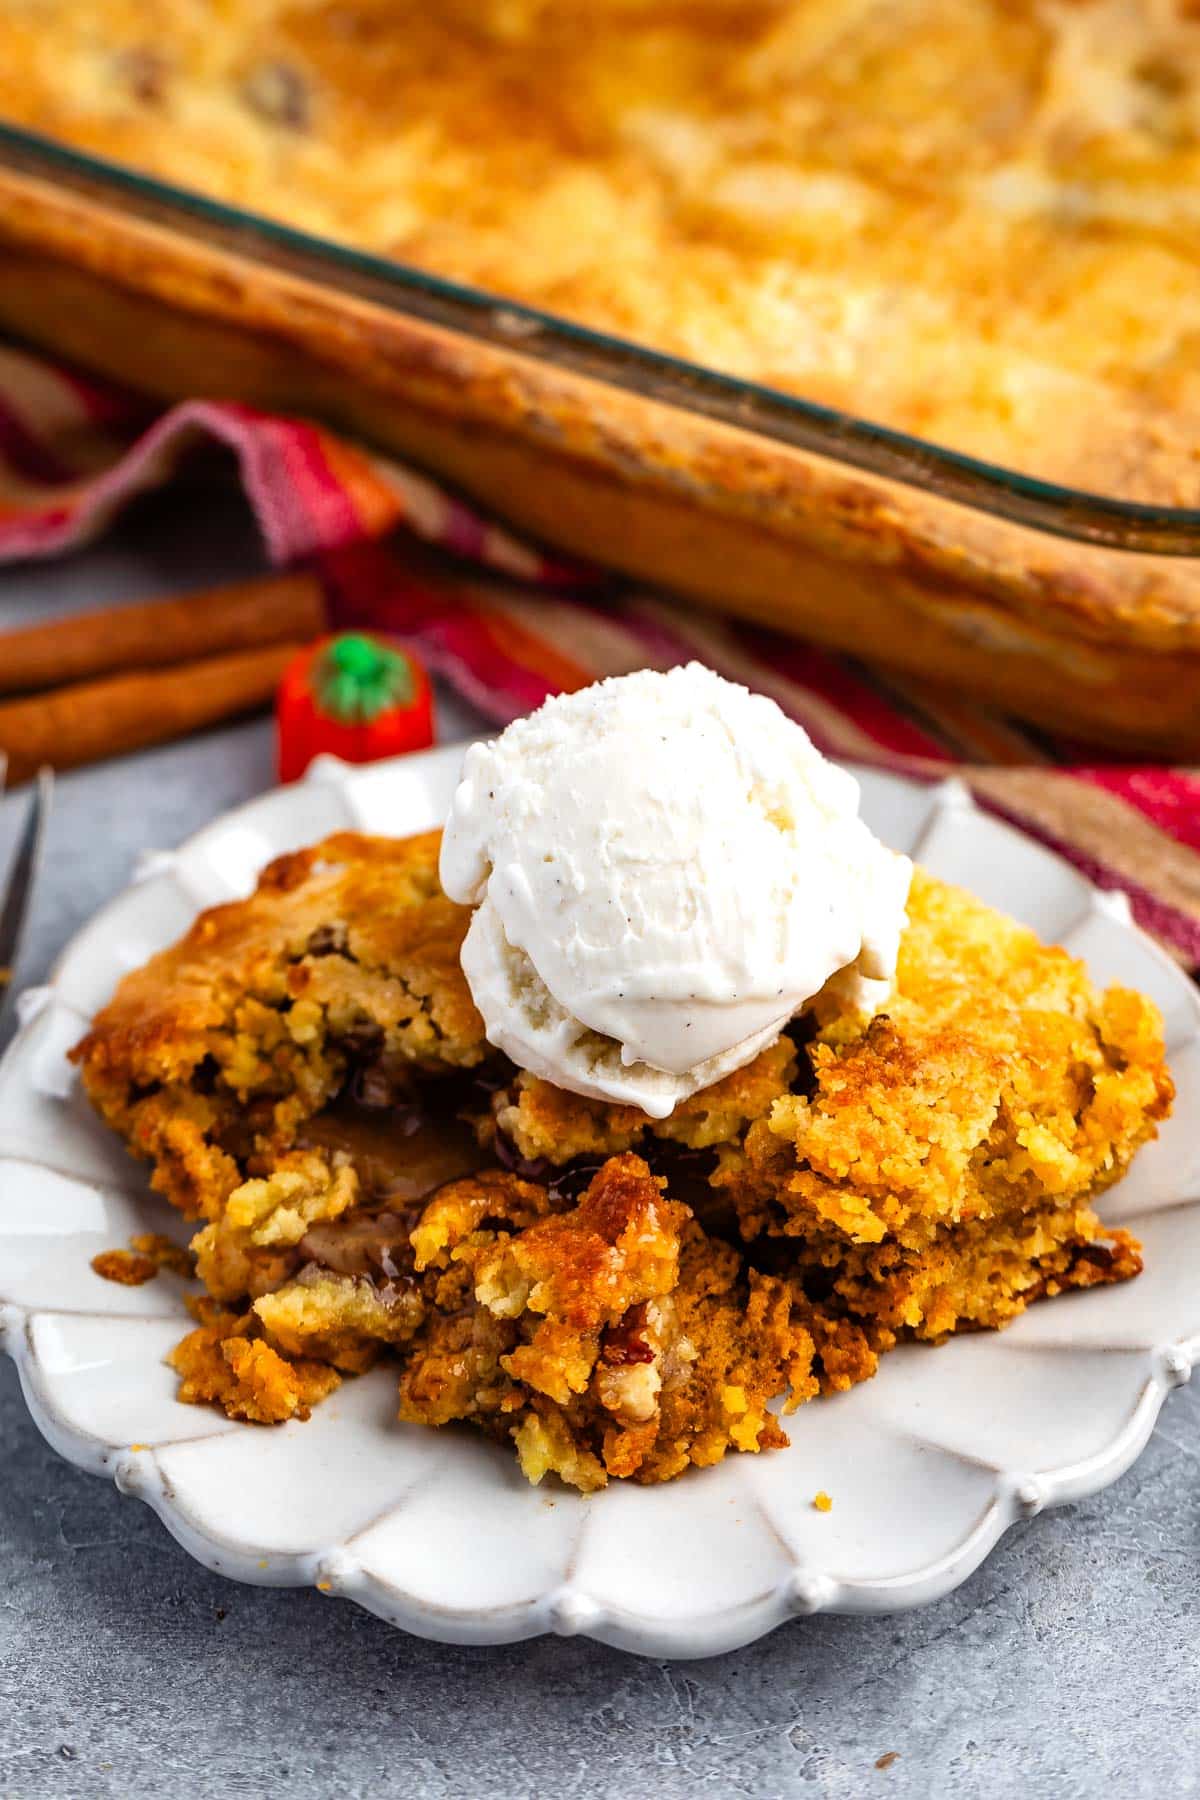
[{"left": 2, "top": 1299, "right": 1183, "bottom": 1657}]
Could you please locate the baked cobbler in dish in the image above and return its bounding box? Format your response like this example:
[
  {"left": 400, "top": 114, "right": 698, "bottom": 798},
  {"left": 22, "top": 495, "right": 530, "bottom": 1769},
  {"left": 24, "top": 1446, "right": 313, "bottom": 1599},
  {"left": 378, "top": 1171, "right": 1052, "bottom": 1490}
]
[
  {"left": 73, "top": 832, "right": 1171, "bottom": 1491},
  {"left": 2, "top": 1, "right": 1200, "bottom": 500}
]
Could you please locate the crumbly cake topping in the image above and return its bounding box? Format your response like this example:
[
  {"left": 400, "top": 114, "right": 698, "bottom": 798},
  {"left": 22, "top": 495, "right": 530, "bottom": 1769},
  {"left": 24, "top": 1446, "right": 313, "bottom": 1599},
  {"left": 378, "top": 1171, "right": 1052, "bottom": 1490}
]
[
  {"left": 73, "top": 830, "right": 1172, "bottom": 1489},
  {"left": 72, "top": 830, "right": 485, "bottom": 1225},
  {"left": 5, "top": 2, "right": 1200, "bottom": 499}
]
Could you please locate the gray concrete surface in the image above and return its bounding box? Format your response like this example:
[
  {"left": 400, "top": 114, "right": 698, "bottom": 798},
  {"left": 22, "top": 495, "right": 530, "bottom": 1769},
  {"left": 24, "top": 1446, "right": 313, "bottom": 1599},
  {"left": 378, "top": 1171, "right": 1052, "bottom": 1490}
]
[{"left": 2, "top": 488, "right": 1199, "bottom": 1800}]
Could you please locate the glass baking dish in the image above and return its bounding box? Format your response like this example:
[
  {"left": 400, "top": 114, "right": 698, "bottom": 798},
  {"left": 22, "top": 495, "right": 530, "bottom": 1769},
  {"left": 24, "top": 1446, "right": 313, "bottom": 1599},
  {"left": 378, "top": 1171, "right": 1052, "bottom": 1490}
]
[{"left": 1, "top": 120, "right": 1198, "bottom": 754}]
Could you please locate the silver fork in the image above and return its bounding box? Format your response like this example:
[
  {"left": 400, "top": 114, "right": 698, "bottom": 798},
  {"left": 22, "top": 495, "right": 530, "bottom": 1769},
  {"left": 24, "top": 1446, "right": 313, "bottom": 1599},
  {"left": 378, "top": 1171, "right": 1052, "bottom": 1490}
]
[{"left": 0, "top": 760, "right": 53, "bottom": 1037}]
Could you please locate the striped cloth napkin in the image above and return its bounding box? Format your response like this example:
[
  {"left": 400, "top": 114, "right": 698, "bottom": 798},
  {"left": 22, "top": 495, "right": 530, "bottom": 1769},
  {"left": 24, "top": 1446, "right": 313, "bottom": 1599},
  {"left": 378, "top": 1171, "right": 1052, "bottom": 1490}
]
[{"left": 1, "top": 339, "right": 1197, "bottom": 968}]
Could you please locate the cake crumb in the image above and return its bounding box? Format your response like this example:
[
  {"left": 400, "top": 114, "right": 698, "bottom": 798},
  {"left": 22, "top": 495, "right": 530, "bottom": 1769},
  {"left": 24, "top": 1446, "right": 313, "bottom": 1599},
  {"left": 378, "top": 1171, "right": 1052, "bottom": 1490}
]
[
  {"left": 813, "top": 1490, "right": 833, "bottom": 1513},
  {"left": 91, "top": 1248, "right": 157, "bottom": 1286},
  {"left": 92, "top": 1234, "right": 194, "bottom": 1287}
]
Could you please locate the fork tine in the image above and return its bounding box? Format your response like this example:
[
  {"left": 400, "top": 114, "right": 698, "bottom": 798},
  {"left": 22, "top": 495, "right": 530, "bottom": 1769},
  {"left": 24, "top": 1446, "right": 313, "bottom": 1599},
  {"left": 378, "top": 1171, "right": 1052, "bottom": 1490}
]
[{"left": 0, "top": 765, "right": 52, "bottom": 1025}]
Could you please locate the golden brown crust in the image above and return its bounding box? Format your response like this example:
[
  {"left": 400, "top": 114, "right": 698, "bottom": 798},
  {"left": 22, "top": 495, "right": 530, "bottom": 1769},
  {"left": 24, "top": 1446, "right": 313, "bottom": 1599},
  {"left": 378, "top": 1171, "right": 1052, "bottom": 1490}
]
[
  {"left": 71, "top": 830, "right": 486, "bottom": 1221},
  {"left": 73, "top": 830, "right": 1172, "bottom": 1487},
  {"left": 73, "top": 830, "right": 482, "bottom": 1092},
  {"left": 720, "top": 870, "right": 1172, "bottom": 1262},
  {"left": 4, "top": 161, "right": 1200, "bottom": 752},
  {"left": 399, "top": 1158, "right": 858, "bottom": 1489},
  {"left": 5, "top": 2, "right": 1200, "bottom": 504},
  {"left": 709, "top": 869, "right": 1171, "bottom": 1343},
  {"left": 168, "top": 1297, "right": 343, "bottom": 1424},
  {"left": 491, "top": 1034, "right": 799, "bottom": 1164}
]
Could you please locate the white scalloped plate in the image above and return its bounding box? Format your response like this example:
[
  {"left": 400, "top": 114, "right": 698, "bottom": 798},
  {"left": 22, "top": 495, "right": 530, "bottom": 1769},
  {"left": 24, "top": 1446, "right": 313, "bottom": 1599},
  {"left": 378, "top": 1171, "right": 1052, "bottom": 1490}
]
[{"left": 2, "top": 747, "right": 1198, "bottom": 1659}]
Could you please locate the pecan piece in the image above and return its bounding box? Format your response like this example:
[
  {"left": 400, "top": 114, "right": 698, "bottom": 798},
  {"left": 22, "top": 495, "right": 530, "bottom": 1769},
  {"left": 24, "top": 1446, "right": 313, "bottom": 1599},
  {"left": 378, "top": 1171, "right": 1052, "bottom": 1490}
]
[{"left": 600, "top": 1302, "right": 655, "bottom": 1367}]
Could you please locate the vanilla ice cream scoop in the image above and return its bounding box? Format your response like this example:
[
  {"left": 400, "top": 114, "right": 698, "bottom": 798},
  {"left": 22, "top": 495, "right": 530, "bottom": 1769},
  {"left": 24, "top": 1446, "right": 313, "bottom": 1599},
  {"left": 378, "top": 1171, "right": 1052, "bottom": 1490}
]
[{"left": 440, "top": 664, "right": 911, "bottom": 1117}]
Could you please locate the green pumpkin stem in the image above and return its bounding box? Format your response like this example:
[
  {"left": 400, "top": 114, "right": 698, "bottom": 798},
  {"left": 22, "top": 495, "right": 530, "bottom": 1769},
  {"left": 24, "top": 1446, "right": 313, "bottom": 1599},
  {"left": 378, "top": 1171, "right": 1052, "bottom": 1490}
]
[{"left": 313, "top": 633, "right": 413, "bottom": 724}]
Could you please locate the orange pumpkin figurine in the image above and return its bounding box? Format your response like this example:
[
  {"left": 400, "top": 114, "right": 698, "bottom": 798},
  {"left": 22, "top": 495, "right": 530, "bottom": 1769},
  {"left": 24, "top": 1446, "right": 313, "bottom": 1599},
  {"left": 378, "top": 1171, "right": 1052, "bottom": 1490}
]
[{"left": 275, "top": 632, "right": 434, "bottom": 782}]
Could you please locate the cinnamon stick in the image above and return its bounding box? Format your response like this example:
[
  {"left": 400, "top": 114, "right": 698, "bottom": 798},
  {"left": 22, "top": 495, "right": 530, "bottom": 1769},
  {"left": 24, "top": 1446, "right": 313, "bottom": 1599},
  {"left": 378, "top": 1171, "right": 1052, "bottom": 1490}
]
[
  {"left": 0, "top": 642, "right": 304, "bottom": 784},
  {"left": 0, "top": 570, "right": 326, "bottom": 695}
]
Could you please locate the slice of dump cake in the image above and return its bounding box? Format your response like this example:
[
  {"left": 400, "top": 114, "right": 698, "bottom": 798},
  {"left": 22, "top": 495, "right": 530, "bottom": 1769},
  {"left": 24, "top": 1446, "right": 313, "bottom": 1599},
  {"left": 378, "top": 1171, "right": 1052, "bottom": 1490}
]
[{"left": 73, "top": 829, "right": 1171, "bottom": 1490}]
